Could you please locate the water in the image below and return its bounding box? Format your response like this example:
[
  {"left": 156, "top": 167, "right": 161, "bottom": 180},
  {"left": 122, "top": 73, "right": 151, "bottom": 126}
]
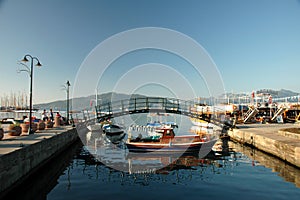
[
  {"left": 46, "top": 141, "right": 300, "bottom": 200},
  {"left": 2, "top": 115, "right": 300, "bottom": 200},
  {"left": 3, "top": 139, "right": 300, "bottom": 200}
]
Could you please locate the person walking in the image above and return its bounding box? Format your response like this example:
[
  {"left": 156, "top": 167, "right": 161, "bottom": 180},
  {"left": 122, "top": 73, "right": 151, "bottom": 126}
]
[
  {"left": 49, "top": 109, "right": 54, "bottom": 122},
  {"left": 42, "top": 109, "right": 48, "bottom": 121}
]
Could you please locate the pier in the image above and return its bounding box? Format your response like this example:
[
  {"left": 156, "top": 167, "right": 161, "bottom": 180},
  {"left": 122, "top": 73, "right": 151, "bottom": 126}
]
[
  {"left": 0, "top": 126, "right": 79, "bottom": 198},
  {"left": 228, "top": 123, "right": 300, "bottom": 168}
]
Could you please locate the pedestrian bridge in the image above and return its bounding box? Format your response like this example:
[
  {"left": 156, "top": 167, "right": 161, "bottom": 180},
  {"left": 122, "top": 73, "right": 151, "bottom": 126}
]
[{"left": 95, "top": 97, "right": 223, "bottom": 123}]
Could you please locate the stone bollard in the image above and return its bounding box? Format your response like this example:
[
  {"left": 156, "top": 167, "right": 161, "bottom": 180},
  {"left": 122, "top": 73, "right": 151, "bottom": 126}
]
[{"left": 54, "top": 116, "right": 61, "bottom": 127}]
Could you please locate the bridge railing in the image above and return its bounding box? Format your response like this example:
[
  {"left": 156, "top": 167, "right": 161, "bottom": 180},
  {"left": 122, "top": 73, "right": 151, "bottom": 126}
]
[
  {"left": 95, "top": 97, "right": 230, "bottom": 124},
  {"left": 96, "top": 97, "right": 195, "bottom": 118}
]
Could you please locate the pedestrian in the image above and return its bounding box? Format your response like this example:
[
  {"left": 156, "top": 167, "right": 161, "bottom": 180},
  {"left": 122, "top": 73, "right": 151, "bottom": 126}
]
[
  {"left": 49, "top": 108, "right": 54, "bottom": 121},
  {"left": 42, "top": 109, "right": 48, "bottom": 121},
  {"left": 56, "top": 112, "right": 61, "bottom": 118}
]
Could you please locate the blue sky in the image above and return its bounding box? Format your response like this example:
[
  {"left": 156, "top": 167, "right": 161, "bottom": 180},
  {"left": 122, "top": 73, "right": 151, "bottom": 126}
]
[{"left": 0, "top": 0, "right": 300, "bottom": 104}]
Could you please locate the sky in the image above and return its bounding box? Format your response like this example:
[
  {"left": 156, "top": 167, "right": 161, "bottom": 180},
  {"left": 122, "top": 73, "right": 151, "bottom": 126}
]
[{"left": 0, "top": 0, "right": 300, "bottom": 105}]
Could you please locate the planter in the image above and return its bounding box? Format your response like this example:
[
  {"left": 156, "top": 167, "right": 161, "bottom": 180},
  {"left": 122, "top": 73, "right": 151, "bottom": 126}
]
[
  {"left": 38, "top": 121, "right": 46, "bottom": 130},
  {"left": 32, "top": 123, "right": 37, "bottom": 132},
  {"left": 7, "top": 125, "right": 22, "bottom": 136},
  {"left": 21, "top": 123, "right": 37, "bottom": 133},
  {"left": 46, "top": 121, "right": 54, "bottom": 129},
  {"left": 0, "top": 128, "right": 4, "bottom": 140},
  {"left": 21, "top": 123, "right": 29, "bottom": 133}
]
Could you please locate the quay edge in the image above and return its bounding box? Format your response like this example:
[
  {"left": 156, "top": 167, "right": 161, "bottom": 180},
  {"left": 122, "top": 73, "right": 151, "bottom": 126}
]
[
  {"left": 228, "top": 124, "right": 300, "bottom": 168},
  {"left": 0, "top": 126, "right": 79, "bottom": 197}
]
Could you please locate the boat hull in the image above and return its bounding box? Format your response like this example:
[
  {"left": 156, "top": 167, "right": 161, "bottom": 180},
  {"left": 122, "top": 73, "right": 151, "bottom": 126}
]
[
  {"left": 105, "top": 130, "right": 124, "bottom": 136},
  {"left": 126, "top": 138, "right": 217, "bottom": 153}
]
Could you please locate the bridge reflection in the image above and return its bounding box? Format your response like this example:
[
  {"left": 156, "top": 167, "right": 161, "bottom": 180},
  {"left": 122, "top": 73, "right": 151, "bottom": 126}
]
[{"left": 3, "top": 135, "right": 300, "bottom": 200}]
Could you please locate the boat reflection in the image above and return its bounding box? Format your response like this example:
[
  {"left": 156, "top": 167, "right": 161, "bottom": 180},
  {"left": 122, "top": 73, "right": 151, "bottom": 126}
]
[
  {"left": 126, "top": 152, "right": 219, "bottom": 174},
  {"left": 81, "top": 132, "right": 300, "bottom": 189}
]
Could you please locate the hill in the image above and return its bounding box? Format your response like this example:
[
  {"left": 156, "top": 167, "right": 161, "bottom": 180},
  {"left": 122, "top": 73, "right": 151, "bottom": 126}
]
[
  {"left": 35, "top": 89, "right": 300, "bottom": 111},
  {"left": 255, "top": 89, "right": 299, "bottom": 98},
  {"left": 34, "top": 92, "right": 147, "bottom": 111}
]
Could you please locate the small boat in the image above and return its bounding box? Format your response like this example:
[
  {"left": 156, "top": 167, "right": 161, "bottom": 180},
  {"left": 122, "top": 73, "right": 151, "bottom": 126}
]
[
  {"left": 102, "top": 124, "right": 124, "bottom": 136},
  {"left": 126, "top": 126, "right": 217, "bottom": 153}
]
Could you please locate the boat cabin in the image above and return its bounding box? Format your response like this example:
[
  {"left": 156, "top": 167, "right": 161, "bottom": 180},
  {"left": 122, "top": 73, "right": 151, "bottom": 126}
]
[{"left": 155, "top": 127, "right": 175, "bottom": 138}]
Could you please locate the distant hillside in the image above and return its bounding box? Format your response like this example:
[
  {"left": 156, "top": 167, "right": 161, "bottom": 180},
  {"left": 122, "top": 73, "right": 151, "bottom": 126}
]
[
  {"left": 256, "top": 89, "right": 299, "bottom": 98},
  {"left": 35, "top": 92, "right": 147, "bottom": 111},
  {"left": 35, "top": 89, "right": 300, "bottom": 111}
]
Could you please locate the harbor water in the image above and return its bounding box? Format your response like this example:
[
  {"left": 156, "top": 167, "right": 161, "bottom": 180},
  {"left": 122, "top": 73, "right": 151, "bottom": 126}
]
[{"left": 2, "top": 115, "right": 300, "bottom": 200}]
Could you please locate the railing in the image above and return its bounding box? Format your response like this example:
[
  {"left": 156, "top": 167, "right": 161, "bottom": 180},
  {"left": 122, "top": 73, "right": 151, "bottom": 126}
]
[
  {"left": 243, "top": 107, "right": 259, "bottom": 123},
  {"left": 95, "top": 97, "right": 216, "bottom": 123},
  {"left": 271, "top": 107, "right": 287, "bottom": 121}
]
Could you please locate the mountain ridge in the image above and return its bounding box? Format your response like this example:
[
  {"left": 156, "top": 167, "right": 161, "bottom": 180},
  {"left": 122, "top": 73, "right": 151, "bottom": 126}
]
[{"left": 35, "top": 89, "right": 299, "bottom": 111}]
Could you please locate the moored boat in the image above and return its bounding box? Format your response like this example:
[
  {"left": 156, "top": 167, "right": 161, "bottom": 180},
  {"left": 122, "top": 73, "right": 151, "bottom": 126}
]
[
  {"left": 102, "top": 124, "right": 124, "bottom": 136},
  {"left": 126, "top": 126, "right": 218, "bottom": 153}
]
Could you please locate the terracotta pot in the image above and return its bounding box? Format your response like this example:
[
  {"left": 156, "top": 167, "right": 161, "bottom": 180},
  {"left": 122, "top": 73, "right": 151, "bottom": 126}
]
[
  {"left": 46, "top": 121, "right": 54, "bottom": 128},
  {"left": 0, "top": 128, "right": 4, "bottom": 140},
  {"left": 32, "top": 123, "right": 37, "bottom": 132},
  {"left": 21, "top": 123, "right": 29, "bottom": 133},
  {"left": 21, "top": 123, "right": 38, "bottom": 133},
  {"left": 38, "top": 121, "right": 46, "bottom": 130},
  {"left": 7, "top": 125, "right": 22, "bottom": 136}
]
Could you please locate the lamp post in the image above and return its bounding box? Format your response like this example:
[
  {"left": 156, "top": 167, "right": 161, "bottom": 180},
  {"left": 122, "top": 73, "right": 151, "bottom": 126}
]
[
  {"left": 62, "top": 81, "right": 71, "bottom": 125},
  {"left": 66, "top": 80, "right": 70, "bottom": 125},
  {"left": 20, "top": 54, "right": 42, "bottom": 134}
]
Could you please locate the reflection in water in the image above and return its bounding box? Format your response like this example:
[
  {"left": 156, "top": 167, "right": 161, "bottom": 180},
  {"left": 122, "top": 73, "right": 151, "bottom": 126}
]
[
  {"left": 82, "top": 131, "right": 300, "bottom": 189},
  {"left": 68, "top": 146, "right": 232, "bottom": 186},
  {"left": 2, "top": 129, "right": 300, "bottom": 200},
  {"left": 229, "top": 141, "right": 300, "bottom": 188},
  {"left": 73, "top": 131, "right": 239, "bottom": 185}
]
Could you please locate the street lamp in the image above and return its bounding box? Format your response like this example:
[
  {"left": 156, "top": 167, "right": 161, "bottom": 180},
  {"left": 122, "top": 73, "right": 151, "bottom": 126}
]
[
  {"left": 20, "top": 54, "right": 42, "bottom": 134},
  {"left": 62, "top": 80, "right": 71, "bottom": 125}
]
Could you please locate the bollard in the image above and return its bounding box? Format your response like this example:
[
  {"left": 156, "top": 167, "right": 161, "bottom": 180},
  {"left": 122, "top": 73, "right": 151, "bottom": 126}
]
[{"left": 54, "top": 116, "right": 61, "bottom": 127}]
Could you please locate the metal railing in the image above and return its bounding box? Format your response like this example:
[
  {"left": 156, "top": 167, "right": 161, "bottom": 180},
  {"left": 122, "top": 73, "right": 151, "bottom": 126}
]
[{"left": 95, "top": 97, "right": 211, "bottom": 122}]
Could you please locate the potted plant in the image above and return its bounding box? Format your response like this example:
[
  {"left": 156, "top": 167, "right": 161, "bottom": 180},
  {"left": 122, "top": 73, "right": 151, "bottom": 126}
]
[
  {"left": 7, "top": 123, "right": 22, "bottom": 136},
  {"left": 32, "top": 122, "right": 38, "bottom": 132},
  {"left": 20, "top": 123, "right": 37, "bottom": 134},
  {"left": 46, "top": 119, "right": 54, "bottom": 129},
  {"left": 0, "top": 126, "right": 4, "bottom": 140},
  {"left": 37, "top": 120, "right": 46, "bottom": 130},
  {"left": 21, "top": 123, "right": 29, "bottom": 133}
]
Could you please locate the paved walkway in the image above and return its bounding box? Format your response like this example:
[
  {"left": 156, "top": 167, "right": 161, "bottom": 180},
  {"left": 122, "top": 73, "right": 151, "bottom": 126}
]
[
  {"left": 0, "top": 127, "right": 72, "bottom": 156},
  {"left": 235, "top": 123, "right": 300, "bottom": 147}
]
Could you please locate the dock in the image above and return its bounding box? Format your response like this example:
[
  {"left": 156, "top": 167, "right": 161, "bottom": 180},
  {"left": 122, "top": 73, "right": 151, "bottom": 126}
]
[
  {"left": 0, "top": 126, "right": 79, "bottom": 198},
  {"left": 229, "top": 141, "right": 300, "bottom": 188},
  {"left": 228, "top": 123, "right": 300, "bottom": 168}
]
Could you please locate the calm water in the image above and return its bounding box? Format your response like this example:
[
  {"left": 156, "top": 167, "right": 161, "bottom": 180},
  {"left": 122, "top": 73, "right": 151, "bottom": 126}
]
[{"left": 2, "top": 115, "right": 300, "bottom": 200}]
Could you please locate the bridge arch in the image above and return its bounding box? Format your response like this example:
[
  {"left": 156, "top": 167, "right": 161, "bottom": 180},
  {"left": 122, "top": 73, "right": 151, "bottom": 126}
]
[{"left": 95, "top": 97, "right": 213, "bottom": 122}]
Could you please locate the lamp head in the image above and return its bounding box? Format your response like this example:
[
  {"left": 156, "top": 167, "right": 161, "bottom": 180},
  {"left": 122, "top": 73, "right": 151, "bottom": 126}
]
[
  {"left": 21, "top": 56, "right": 29, "bottom": 62},
  {"left": 35, "top": 61, "right": 42, "bottom": 67}
]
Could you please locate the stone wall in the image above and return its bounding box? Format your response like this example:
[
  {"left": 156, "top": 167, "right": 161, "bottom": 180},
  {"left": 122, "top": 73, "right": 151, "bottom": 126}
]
[
  {"left": 228, "top": 128, "right": 300, "bottom": 168},
  {"left": 0, "top": 128, "right": 79, "bottom": 196}
]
